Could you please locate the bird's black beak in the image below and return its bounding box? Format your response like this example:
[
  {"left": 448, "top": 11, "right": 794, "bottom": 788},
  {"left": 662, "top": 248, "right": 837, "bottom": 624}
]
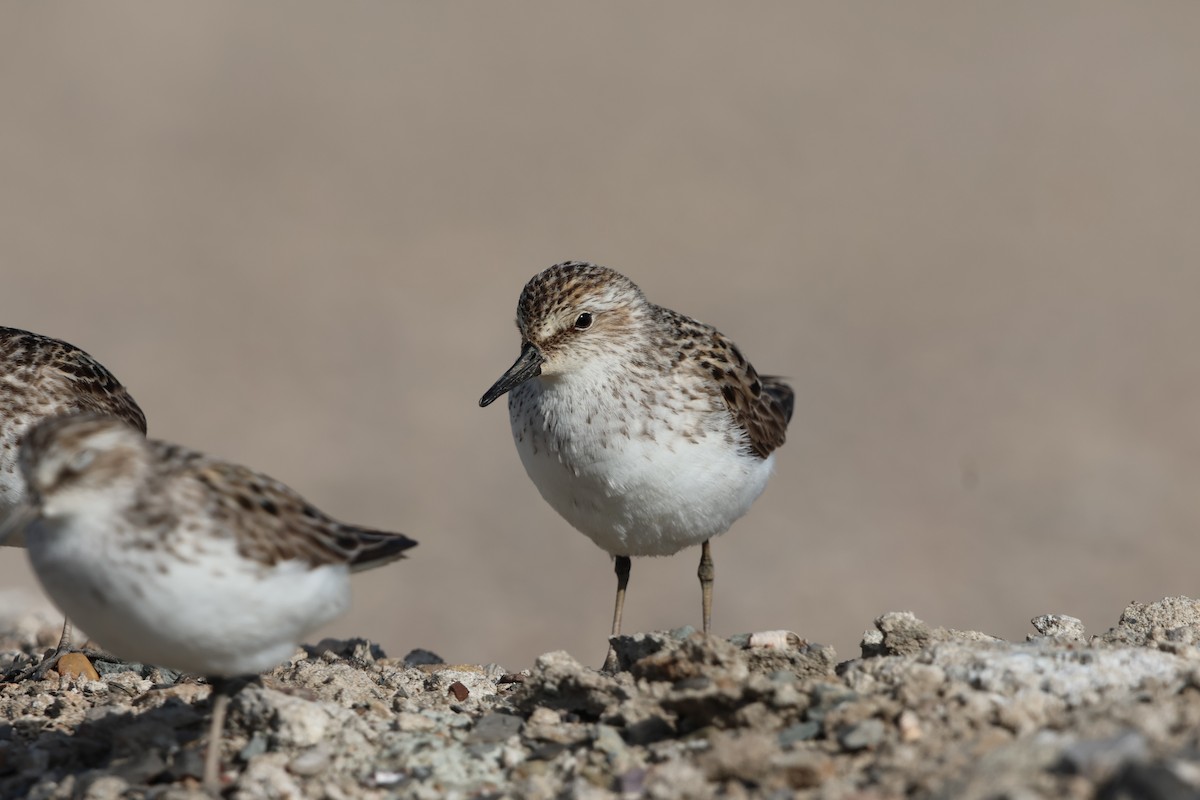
[{"left": 480, "top": 342, "right": 545, "bottom": 407}]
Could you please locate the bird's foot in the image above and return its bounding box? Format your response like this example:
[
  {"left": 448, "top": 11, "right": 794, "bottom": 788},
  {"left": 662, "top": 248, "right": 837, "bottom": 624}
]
[{"left": 600, "top": 645, "right": 621, "bottom": 675}]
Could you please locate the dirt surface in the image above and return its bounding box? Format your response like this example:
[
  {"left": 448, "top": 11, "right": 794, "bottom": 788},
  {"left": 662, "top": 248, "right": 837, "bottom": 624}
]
[{"left": 3, "top": 597, "right": 1200, "bottom": 799}]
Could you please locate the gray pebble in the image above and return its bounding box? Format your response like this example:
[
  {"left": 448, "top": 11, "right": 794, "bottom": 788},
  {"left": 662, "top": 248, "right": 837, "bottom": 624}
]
[
  {"left": 469, "top": 712, "right": 524, "bottom": 743},
  {"left": 839, "top": 718, "right": 886, "bottom": 751}
]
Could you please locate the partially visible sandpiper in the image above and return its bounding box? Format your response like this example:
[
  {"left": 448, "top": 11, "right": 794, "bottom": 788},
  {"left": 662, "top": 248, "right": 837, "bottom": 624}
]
[
  {"left": 480, "top": 261, "right": 793, "bottom": 668},
  {"left": 0, "top": 326, "right": 148, "bottom": 677},
  {"left": 1, "top": 414, "right": 417, "bottom": 793}
]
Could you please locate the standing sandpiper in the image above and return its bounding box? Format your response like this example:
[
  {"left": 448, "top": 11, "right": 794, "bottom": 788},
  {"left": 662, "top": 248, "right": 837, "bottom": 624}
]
[
  {"left": 480, "top": 262, "right": 793, "bottom": 667},
  {"left": 0, "top": 326, "right": 148, "bottom": 677},
  {"left": 1, "top": 413, "right": 417, "bottom": 792}
]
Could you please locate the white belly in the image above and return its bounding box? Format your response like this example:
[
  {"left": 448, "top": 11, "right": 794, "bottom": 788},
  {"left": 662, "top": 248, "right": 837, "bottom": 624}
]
[
  {"left": 509, "top": 385, "right": 775, "bottom": 557},
  {"left": 26, "top": 516, "right": 350, "bottom": 676}
]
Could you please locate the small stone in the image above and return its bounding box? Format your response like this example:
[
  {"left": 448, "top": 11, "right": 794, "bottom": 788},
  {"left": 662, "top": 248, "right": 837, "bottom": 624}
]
[
  {"left": 747, "top": 630, "right": 803, "bottom": 650},
  {"left": 448, "top": 681, "right": 470, "bottom": 701},
  {"left": 778, "top": 721, "right": 821, "bottom": 747},
  {"left": 897, "top": 709, "right": 922, "bottom": 742},
  {"left": 288, "top": 744, "right": 332, "bottom": 777},
  {"left": 529, "top": 742, "right": 567, "bottom": 761},
  {"left": 698, "top": 730, "right": 778, "bottom": 784},
  {"left": 593, "top": 724, "right": 627, "bottom": 759},
  {"left": 772, "top": 750, "right": 835, "bottom": 789},
  {"left": 402, "top": 648, "right": 444, "bottom": 666},
  {"left": 93, "top": 659, "right": 149, "bottom": 678},
  {"left": 56, "top": 653, "right": 100, "bottom": 681},
  {"left": 148, "top": 666, "right": 182, "bottom": 684},
  {"left": 312, "top": 637, "right": 385, "bottom": 663},
  {"left": 370, "top": 770, "right": 405, "bottom": 787},
  {"left": 425, "top": 666, "right": 499, "bottom": 699},
  {"left": 1030, "top": 614, "right": 1086, "bottom": 641},
  {"left": 527, "top": 707, "right": 559, "bottom": 727},
  {"left": 470, "top": 712, "right": 524, "bottom": 743},
  {"left": 239, "top": 732, "right": 270, "bottom": 761},
  {"left": 395, "top": 712, "right": 436, "bottom": 732},
  {"left": 838, "top": 718, "right": 886, "bottom": 751}
]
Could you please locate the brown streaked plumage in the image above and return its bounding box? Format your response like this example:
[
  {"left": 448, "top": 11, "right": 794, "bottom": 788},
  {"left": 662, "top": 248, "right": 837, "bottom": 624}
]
[
  {"left": 17, "top": 414, "right": 417, "bottom": 575},
  {"left": 655, "top": 307, "right": 794, "bottom": 459},
  {"left": 0, "top": 326, "right": 146, "bottom": 438},
  {"left": 188, "top": 456, "right": 415, "bottom": 572}
]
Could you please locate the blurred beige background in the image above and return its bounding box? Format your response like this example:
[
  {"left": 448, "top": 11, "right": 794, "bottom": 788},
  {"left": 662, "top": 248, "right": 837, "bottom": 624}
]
[{"left": 1, "top": 3, "right": 1198, "bottom": 669}]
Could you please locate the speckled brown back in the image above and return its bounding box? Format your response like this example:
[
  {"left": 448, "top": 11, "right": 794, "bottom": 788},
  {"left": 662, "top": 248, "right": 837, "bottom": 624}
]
[
  {"left": 155, "top": 443, "right": 418, "bottom": 571},
  {"left": 656, "top": 308, "right": 793, "bottom": 459},
  {"left": 0, "top": 327, "right": 146, "bottom": 510},
  {"left": 0, "top": 327, "right": 147, "bottom": 433}
]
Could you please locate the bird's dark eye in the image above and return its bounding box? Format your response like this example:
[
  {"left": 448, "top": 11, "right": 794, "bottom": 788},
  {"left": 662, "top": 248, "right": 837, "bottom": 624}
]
[{"left": 574, "top": 312, "right": 594, "bottom": 330}]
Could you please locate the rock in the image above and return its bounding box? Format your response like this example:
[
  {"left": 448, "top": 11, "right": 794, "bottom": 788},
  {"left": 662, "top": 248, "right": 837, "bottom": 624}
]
[
  {"left": 771, "top": 749, "right": 835, "bottom": 788},
  {"left": 746, "top": 630, "right": 802, "bottom": 649},
  {"left": 469, "top": 712, "right": 524, "bottom": 743},
  {"left": 609, "top": 628, "right": 695, "bottom": 671},
  {"left": 897, "top": 709, "right": 922, "bottom": 742},
  {"left": 745, "top": 641, "right": 837, "bottom": 679},
  {"left": 1030, "top": 614, "right": 1086, "bottom": 641},
  {"left": 310, "top": 637, "right": 386, "bottom": 663},
  {"left": 631, "top": 633, "right": 748, "bottom": 684},
  {"left": 287, "top": 743, "right": 332, "bottom": 776},
  {"left": 778, "top": 720, "right": 821, "bottom": 746},
  {"left": 55, "top": 653, "right": 100, "bottom": 681},
  {"left": 517, "top": 651, "right": 623, "bottom": 717},
  {"left": 862, "top": 611, "right": 1002, "bottom": 658},
  {"left": 1101, "top": 597, "right": 1200, "bottom": 647},
  {"left": 396, "top": 711, "right": 437, "bottom": 732},
  {"left": 838, "top": 717, "right": 886, "bottom": 751},
  {"left": 424, "top": 665, "right": 498, "bottom": 701},
  {"left": 697, "top": 730, "right": 779, "bottom": 785},
  {"left": 402, "top": 648, "right": 445, "bottom": 666},
  {"left": 235, "top": 686, "right": 334, "bottom": 748}
]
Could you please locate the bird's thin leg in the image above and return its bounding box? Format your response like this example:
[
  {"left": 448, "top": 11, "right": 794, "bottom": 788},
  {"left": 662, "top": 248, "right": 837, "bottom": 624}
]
[
  {"left": 602, "top": 556, "right": 631, "bottom": 672},
  {"left": 611, "top": 556, "right": 631, "bottom": 637},
  {"left": 698, "top": 540, "right": 715, "bottom": 635},
  {"left": 54, "top": 618, "right": 73, "bottom": 656},
  {"left": 203, "top": 678, "right": 236, "bottom": 795}
]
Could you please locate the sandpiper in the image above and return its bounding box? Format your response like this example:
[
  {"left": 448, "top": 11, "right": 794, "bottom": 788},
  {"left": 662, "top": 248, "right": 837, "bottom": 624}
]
[
  {"left": 480, "top": 261, "right": 792, "bottom": 668},
  {"left": 2, "top": 413, "right": 417, "bottom": 793}
]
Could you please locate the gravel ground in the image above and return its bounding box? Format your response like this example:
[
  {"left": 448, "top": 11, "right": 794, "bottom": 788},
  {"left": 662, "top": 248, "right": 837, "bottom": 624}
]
[{"left": 3, "top": 598, "right": 1200, "bottom": 799}]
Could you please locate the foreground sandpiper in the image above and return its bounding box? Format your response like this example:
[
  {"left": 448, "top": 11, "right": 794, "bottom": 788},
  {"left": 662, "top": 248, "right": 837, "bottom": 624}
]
[
  {"left": 480, "top": 261, "right": 793, "bottom": 668},
  {"left": 1, "top": 414, "right": 417, "bottom": 793},
  {"left": 0, "top": 326, "right": 148, "bottom": 677}
]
